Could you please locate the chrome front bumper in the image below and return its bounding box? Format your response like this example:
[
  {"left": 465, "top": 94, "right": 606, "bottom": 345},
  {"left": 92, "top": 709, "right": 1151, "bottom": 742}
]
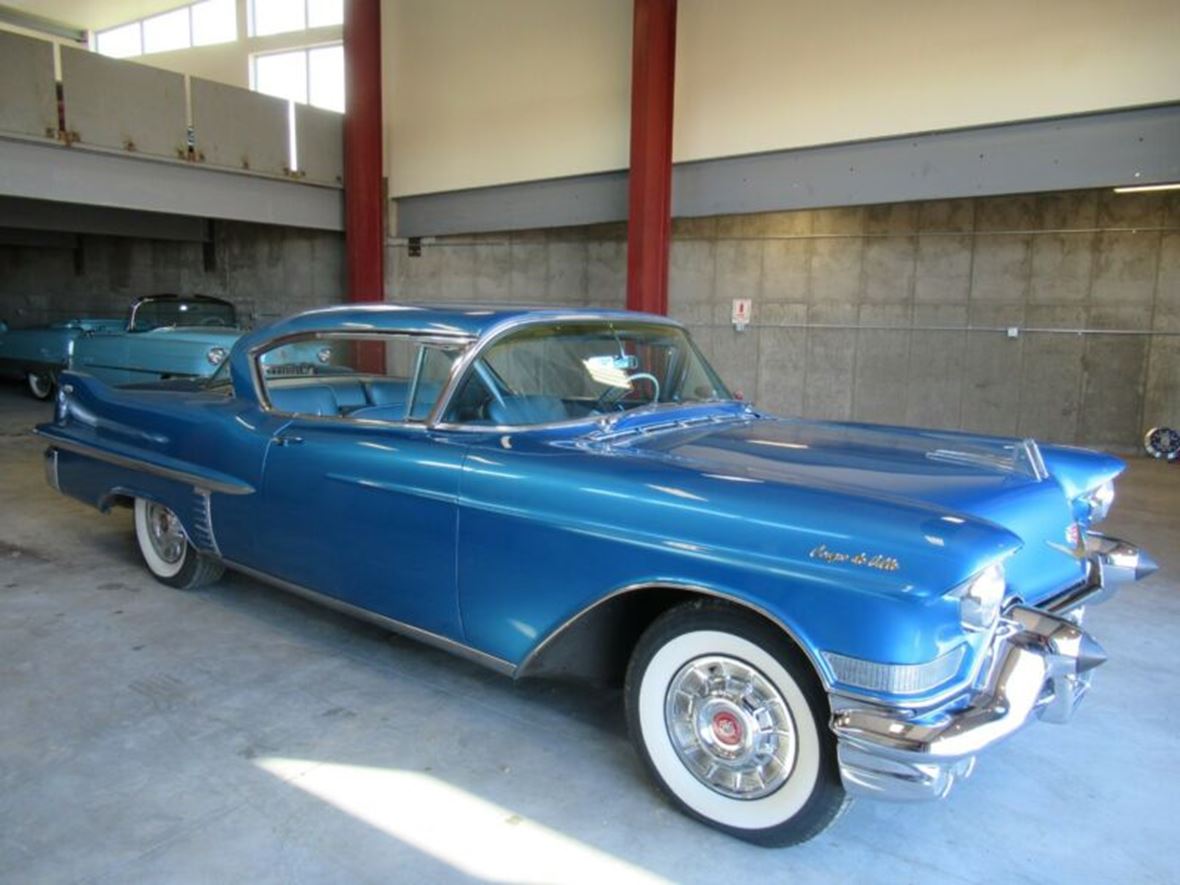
[{"left": 831, "top": 533, "right": 1157, "bottom": 802}]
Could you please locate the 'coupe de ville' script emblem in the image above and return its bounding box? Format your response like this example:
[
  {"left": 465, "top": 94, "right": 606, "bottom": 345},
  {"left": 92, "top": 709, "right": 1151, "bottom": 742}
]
[{"left": 809, "top": 544, "right": 901, "bottom": 573}]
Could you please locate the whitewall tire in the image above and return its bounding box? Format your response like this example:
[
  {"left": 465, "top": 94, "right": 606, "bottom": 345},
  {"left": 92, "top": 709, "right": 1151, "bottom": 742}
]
[
  {"left": 625, "top": 602, "right": 847, "bottom": 846},
  {"left": 133, "top": 498, "right": 224, "bottom": 590},
  {"left": 27, "top": 371, "right": 53, "bottom": 400}
]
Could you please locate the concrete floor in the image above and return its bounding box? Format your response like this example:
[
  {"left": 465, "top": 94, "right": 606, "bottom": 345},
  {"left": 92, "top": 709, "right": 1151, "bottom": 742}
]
[{"left": 1, "top": 380, "right": 1177, "bottom": 884}]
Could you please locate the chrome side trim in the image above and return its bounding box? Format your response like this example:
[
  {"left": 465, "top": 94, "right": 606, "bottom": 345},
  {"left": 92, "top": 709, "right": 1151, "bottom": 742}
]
[
  {"left": 513, "top": 580, "right": 832, "bottom": 689},
  {"left": 36, "top": 434, "right": 254, "bottom": 496},
  {"left": 193, "top": 489, "right": 220, "bottom": 557},
  {"left": 222, "top": 559, "right": 516, "bottom": 676}
]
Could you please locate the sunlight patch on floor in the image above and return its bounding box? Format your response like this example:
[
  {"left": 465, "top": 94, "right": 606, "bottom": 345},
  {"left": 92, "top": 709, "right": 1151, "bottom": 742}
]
[{"left": 255, "top": 756, "right": 671, "bottom": 884}]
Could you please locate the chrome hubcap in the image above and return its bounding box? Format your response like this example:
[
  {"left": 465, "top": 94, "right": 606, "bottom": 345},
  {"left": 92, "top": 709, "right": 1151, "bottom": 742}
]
[
  {"left": 664, "top": 655, "right": 796, "bottom": 799},
  {"left": 146, "top": 502, "right": 186, "bottom": 565}
]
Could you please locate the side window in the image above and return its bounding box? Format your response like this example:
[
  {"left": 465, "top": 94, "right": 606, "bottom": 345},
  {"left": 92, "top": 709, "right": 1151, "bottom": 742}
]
[{"left": 256, "top": 334, "right": 466, "bottom": 421}]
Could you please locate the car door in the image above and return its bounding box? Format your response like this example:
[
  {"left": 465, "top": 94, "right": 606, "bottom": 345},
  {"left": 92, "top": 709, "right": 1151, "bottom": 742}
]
[{"left": 248, "top": 336, "right": 469, "bottom": 641}]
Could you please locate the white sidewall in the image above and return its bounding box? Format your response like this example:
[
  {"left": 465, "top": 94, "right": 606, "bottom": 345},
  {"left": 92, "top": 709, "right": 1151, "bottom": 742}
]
[
  {"left": 27, "top": 372, "right": 52, "bottom": 399},
  {"left": 637, "top": 629, "right": 821, "bottom": 831},
  {"left": 134, "top": 498, "right": 186, "bottom": 579}
]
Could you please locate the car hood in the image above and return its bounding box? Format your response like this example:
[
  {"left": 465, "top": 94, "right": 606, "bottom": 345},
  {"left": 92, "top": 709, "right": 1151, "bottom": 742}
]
[{"left": 599, "top": 411, "right": 1089, "bottom": 602}]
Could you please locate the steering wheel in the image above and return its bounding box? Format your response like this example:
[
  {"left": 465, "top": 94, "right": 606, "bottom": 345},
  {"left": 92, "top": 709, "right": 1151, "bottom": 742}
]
[
  {"left": 592, "top": 372, "right": 661, "bottom": 412},
  {"left": 201, "top": 317, "right": 229, "bottom": 326}
]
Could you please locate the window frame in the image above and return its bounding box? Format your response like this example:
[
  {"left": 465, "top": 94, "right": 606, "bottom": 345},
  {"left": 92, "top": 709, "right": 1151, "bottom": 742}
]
[
  {"left": 96, "top": 0, "right": 238, "bottom": 58},
  {"left": 248, "top": 0, "right": 343, "bottom": 38},
  {"left": 249, "top": 40, "right": 344, "bottom": 112},
  {"left": 431, "top": 315, "right": 731, "bottom": 433},
  {"left": 249, "top": 330, "right": 475, "bottom": 426}
]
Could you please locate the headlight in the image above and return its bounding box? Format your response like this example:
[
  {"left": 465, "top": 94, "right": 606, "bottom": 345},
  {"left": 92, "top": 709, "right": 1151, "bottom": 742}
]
[
  {"left": 1083, "top": 481, "right": 1115, "bottom": 523},
  {"left": 206, "top": 346, "right": 228, "bottom": 366},
  {"left": 950, "top": 562, "right": 1006, "bottom": 631}
]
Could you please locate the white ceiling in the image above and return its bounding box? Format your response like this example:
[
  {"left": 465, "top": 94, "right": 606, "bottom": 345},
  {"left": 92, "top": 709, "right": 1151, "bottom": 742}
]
[{"left": 7, "top": 1, "right": 191, "bottom": 32}]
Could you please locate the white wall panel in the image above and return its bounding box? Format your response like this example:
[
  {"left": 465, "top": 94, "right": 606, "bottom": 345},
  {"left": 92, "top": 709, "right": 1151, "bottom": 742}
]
[
  {"left": 673, "top": 0, "right": 1180, "bottom": 163},
  {"left": 382, "top": 0, "right": 1180, "bottom": 197},
  {"left": 384, "top": 0, "right": 632, "bottom": 197}
]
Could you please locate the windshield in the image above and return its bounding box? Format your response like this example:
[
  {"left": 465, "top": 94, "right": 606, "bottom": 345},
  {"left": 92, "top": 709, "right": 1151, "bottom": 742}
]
[
  {"left": 445, "top": 321, "right": 731, "bottom": 426},
  {"left": 130, "top": 298, "right": 236, "bottom": 331}
]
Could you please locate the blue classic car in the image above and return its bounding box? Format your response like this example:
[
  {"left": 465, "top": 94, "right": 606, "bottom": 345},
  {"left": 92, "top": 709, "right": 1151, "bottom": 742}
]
[
  {"left": 0, "top": 316, "right": 124, "bottom": 398},
  {"left": 36, "top": 305, "right": 1156, "bottom": 845},
  {"left": 1, "top": 294, "right": 245, "bottom": 399},
  {"left": 69, "top": 294, "right": 244, "bottom": 388}
]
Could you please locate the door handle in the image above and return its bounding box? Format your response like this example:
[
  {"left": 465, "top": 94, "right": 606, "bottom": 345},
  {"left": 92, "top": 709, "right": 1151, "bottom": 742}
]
[{"left": 275, "top": 435, "right": 304, "bottom": 446}]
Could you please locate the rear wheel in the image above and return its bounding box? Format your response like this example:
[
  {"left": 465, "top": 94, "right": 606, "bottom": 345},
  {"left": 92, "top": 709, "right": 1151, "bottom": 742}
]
[
  {"left": 625, "top": 602, "right": 847, "bottom": 846},
  {"left": 27, "top": 371, "right": 53, "bottom": 400},
  {"left": 133, "top": 498, "right": 224, "bottom": 589}
]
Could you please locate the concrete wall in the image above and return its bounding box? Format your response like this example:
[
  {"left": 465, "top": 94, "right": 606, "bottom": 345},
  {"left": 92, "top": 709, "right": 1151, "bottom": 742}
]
[
  {"left": 0, "top": 221, "right": 345, "bottom": 329},
  {"left": 388, "top": 187, "right": 1180, "bottom": 450}
]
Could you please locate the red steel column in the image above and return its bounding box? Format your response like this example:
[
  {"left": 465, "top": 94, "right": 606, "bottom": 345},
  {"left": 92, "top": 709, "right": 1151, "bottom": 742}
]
[
  {"left": 626, "top": 0, "right": 677, "bottom": 315},
  {"left": 344, "top": 0, "right": 384, "bottom": 304}
]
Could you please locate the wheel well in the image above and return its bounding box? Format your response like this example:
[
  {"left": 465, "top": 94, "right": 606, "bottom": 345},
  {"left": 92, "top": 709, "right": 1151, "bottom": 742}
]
[
  {"left": 516, "top": 586, "right": 812, "bottom": 688},
  {"left": 98, "top": 491, "right": 135, "bottom": 512}
]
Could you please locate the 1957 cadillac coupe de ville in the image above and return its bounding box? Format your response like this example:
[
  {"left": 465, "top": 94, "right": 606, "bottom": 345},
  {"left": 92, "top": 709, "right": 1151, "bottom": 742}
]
[{"left": 37, "top": 305, "right": 1157, "bottom": 845}]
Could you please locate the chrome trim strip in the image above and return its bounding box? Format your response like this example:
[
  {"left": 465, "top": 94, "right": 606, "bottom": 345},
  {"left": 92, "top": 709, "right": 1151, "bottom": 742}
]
[
  {"left": 222, "top": 560, "right": 515, "bottom": 676},
  {"left": 513, "top": 580, "right": 832, "bottom": 688},
  {"left": 1021, "top": 438, "right": 1049, "bottom": 482},
  {"left": 197, "top": 489, "right": 220, "bottom": 557},
  {"left": 36, "top": 434, "right": 254, "bottom": 496}
]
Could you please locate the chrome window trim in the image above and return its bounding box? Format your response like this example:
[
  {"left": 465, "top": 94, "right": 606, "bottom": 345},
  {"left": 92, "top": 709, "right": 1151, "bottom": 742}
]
[
  {"left": 222, "top": 559, "right": 515, "bottom": 676},
  {"left": 425, "top": 312, "right": 725, "bottom": 430},
  {"left": 127, "top": 294, "right": 237, "bottom": 333},
  {"left": 248, "top": 328, "right": 475, "bottom": 423}
]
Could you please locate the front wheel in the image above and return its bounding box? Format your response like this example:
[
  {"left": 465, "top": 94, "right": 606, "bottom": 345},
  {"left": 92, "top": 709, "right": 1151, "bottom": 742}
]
[
  {"left": 27, "top": 371, "right": 53, "bottom": 400},
  {"left": 133, "top": 498, "right": 224, "bottom": 590},
  {"left": 625, "top": 602, "right": 847, "bottom": 846}
]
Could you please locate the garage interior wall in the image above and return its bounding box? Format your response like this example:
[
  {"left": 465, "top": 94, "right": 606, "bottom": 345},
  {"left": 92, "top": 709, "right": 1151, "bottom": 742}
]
[
  {"left": 0, "top": 222, "right": 345, "bottom": 328},
  {"left": 388, "top": 187, "right": 1180, "bottom": 450},
  {"left": 386, "top": 0, "right": 1180, "bottom": 197}
]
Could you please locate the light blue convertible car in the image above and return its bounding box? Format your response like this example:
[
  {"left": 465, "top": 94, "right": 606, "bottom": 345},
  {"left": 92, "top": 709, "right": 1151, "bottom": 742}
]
[
  {"left": 0, "top": 316, "right": 124, "bottom": 398},
  {"left": 1, "top": 294, "right": 246, "bottom": 399},
  {"left": 36, "top": 304, "right": 1157, "bottom": 845}
]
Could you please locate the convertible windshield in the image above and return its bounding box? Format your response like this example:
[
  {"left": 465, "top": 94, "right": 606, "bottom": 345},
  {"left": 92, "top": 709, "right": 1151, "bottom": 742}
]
[
  {"left": 129, "top": 298, "right": 236, "bottom": 331},
  {"left": 445, "top": 321, "right": 731, "bottom": 426}
]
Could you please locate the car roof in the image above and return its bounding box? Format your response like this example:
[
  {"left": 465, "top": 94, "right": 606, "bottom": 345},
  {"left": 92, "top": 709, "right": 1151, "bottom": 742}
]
[{"left": 247, "top": 302, "right": 678, "bottom": 340}]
